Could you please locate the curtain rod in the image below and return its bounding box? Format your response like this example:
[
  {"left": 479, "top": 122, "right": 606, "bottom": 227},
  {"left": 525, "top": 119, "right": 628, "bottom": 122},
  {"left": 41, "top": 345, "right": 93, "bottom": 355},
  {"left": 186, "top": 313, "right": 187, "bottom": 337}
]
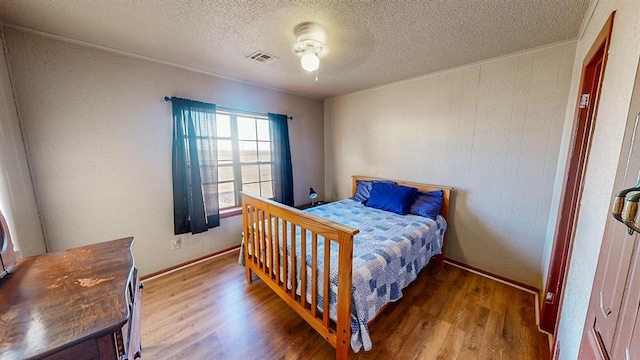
[{"left": 164, "top": 96, "right": 292, "bottom": 120}]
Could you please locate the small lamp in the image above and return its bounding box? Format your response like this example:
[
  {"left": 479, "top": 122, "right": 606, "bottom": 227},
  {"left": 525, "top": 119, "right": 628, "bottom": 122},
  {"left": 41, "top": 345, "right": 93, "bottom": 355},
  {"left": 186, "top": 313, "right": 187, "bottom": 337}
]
[{"left": 309, "top": 187, "right": 318, "bottom": 207}]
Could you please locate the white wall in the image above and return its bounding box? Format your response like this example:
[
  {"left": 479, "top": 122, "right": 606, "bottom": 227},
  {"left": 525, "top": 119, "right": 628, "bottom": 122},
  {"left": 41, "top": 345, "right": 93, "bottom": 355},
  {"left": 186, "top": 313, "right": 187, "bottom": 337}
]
[
  {"left": 4, "top": 29, "right": 324, "bottom": 276},
  {"left": 545, "top": 2, "right": 640, "bottom": 359},
  {"left": 0, "top": 28, "right": 45, "bottom": 256},
  {"left": 325, "top": 42, "right": 575, "bottom": 287}
]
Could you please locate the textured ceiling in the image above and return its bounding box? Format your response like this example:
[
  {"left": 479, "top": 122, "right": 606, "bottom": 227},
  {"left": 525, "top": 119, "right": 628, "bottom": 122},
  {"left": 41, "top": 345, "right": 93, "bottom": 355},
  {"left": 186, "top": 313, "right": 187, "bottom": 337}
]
[{"left": 0, "top": 1, "right": 589, "bottom": 99}]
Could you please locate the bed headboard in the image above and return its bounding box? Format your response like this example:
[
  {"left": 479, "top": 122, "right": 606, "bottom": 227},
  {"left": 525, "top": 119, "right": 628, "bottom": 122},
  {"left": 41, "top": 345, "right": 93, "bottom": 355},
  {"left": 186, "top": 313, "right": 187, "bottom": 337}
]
[{"left": 351, "top": 175, "right": 453, "bottom": 221}]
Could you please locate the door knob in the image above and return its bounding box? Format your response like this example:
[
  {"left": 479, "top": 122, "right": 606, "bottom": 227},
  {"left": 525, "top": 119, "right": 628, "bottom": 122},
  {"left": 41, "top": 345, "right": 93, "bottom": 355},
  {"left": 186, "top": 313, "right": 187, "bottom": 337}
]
[
  {"left": 622, "top": 192, "right": 640, "bottom": 234},
  {"left": 612, "top": 186, "right": 640, "bottom": 222}
]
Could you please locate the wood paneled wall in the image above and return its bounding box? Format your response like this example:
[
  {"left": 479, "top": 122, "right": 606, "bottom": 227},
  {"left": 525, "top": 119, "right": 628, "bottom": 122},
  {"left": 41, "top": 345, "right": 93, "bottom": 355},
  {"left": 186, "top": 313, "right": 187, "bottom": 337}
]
[{"left": 324, "top": 42, "right": 576, "bottom": 287}]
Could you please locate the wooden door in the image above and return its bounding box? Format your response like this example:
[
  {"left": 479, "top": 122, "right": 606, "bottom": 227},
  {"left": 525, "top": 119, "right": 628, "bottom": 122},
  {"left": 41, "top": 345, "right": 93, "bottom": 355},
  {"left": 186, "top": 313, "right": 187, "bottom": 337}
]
[
  {"left": 579, "top": 42, "right": 640, "bottom": 360},
  {"left": 540, "top": 12, "right": 614, "bottom": 334}
]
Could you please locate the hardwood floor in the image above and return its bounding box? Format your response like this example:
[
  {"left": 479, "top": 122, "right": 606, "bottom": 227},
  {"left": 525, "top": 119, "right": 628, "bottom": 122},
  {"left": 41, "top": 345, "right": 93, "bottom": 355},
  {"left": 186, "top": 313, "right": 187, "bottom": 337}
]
[{"left": 141, "top": 250, "right": 549, "bottom": 359}]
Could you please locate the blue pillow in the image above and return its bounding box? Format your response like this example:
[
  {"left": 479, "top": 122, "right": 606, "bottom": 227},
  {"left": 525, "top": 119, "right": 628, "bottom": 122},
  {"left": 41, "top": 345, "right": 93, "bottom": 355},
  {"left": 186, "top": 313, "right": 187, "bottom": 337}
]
[
  {"left": 365, "top": 182, "right": 418, "bottom": 215},
  {"left": 409, "top": 190, "right": 444, "bottom": 220},
  {"left": 352, "top": 180, "right": 394, "bottom": 203}
]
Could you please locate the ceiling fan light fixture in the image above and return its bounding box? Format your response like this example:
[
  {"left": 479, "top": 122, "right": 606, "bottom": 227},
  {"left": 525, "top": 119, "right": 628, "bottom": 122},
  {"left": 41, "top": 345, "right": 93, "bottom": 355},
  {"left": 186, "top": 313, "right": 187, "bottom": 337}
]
[{"left": 293, "top": 22, "right": 328, "bottom": 74}]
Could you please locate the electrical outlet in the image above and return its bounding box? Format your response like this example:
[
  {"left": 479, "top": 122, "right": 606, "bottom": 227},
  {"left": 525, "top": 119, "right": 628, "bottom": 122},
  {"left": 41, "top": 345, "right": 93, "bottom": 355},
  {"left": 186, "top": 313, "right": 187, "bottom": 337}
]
[{"left": 171, "top": 237, "right": 182, "bottom": 250}]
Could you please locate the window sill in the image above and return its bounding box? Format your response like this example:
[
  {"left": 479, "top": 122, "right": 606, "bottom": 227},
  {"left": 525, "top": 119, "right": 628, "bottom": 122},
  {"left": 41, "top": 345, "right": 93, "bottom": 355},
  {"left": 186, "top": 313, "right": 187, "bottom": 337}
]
[{"left": 220, "top": 207, "right": 242, "bottom": 219}]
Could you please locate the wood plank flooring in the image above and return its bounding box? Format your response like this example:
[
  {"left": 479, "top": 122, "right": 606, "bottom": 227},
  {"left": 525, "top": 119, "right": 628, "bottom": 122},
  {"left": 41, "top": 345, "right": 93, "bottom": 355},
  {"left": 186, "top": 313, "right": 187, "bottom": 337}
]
[{"left": 141, "top": 250, "right": 549, "bottom": 359}]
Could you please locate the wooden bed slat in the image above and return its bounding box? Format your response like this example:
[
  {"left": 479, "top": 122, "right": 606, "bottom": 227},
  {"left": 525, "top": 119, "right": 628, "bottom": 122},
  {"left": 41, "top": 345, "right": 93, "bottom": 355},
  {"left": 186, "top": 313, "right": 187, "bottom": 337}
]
[
  {"left": 311, "top": 233, "right": 318, "bottom": 318},
  {"left": 300, "top": 228, "right": 307, "bottom": 308},
  {"left": 282, "top": 220, "right": 288, "bottom": 292},
  {"left": 323, "top": 238, "right": 330, "bottom": 328},
  {"left": 254, "top": 208, "right": 259, "bottom": 267},
  {"left": 267, "top": 212, "right": 273, "bottom": 280},
  {"left": 251, "top": 207, "right": 256, "bottom": 267},
  {"left": 274, "top": 215, "right": 280, "bottom": 284},
  {"left": 290, "top": 223, "right": 297, "bottom": 299},
  {"left": 243, "top": 202, "right": 252, "bottom": 284},
  {"left": 259, "top": 210, "right": 263, "bottom": 268}
]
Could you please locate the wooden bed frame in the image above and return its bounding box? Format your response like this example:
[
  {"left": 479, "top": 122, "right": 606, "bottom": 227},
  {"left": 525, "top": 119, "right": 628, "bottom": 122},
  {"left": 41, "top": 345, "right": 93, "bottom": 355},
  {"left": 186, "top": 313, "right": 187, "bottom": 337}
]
[{"left": 241, "top": 175, "right": 452, "bottom": 359}]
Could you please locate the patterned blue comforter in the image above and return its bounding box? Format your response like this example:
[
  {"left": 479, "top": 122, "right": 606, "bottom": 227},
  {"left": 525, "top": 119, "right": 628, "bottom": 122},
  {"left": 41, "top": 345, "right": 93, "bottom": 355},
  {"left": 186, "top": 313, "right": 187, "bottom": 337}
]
[{"left": 302, "top": 199, "right": 447, "bottom": 352}]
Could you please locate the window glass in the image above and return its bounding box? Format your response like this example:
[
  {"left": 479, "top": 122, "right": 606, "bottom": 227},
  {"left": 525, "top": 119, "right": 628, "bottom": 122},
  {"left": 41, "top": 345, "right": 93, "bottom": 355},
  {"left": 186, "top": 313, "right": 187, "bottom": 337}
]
[
  {"left": 260, "top": 181, "right": 273, "bottom": 198},
  {"left": 259, "top": 164, "right": 272, "bottom": 181},
  {"left": 202, "top": 184, "right": 218, "bottom": 213},
  {"left": 242, "top": 182, "right": 260, "bottom": 196},
  {"left": 216, "top": 114, "right": 231, "bottom": 137},
  {"left": 258, "top": 141, "right": 271, "bottom": 162},
  {"left": 239, "top": 141, "right": 258, "bottom": 163},
  {"left": 200, "top": 163, "right": 216, "bottom": 184},
  {"left": 237, "top": 117, "right": 257, "bottom": 140},
  {"left": 197, "top": 139, "right": 214, "bottom": 164},
  {"left": 218, "top": 182, "right": 235, "bottom": 209},
  {"left": 241, "top": 165, "right": 260, "bottom": 183},
  {"left": 218, "top": 165, "right": 234, "bottom": 182},
  {"left": 217, "top": 140, "right": 233, "bottom": 165},
  {"left": 257, "top": 119, "right": 270, "bottom": 141},
  {"left": 196, "top": 115, "right": 210, "bottom": 136}
]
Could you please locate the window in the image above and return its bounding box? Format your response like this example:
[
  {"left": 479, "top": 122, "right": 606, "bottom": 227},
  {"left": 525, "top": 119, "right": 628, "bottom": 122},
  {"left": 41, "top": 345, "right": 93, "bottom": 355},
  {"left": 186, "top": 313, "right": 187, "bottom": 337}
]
[
  {"left": 171, "top": 96, "right": 290, "bottom": 234},
  {"left": 214, "top": 110, "right": 273, "bottom": 209},
  {"left": 170, "top": 97, "right": 294, "bottom": 235}
]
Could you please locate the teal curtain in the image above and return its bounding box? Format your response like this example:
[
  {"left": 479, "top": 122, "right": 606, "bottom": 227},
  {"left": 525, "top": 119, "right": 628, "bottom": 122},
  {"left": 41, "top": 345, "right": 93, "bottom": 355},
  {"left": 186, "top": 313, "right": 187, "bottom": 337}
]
[
  {"left": 171, "top": 97, "right": 220, "bottom": 234},
  {"left": 269, "top": 113, "right": 294, "bottom": 206}
]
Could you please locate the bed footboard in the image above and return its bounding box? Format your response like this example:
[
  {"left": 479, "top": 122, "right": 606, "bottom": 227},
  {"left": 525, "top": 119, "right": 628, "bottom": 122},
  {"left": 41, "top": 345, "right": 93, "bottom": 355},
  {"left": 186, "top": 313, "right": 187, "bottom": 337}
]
[{"left": 241, "top": 192, "right": 359, "bottom": 359}]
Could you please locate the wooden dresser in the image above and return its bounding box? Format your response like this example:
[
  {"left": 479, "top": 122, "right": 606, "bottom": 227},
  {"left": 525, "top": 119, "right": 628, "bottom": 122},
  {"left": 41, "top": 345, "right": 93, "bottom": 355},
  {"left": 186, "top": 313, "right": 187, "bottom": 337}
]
[{"left": 0, "top": 237, "right": 142, "bottom": 360}]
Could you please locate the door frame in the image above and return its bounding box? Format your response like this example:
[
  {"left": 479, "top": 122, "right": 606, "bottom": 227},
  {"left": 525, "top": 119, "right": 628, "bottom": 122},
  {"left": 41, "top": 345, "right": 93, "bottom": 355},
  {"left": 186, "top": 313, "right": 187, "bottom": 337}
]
[{"left": 539, "top": 12, "right": 615, "bottom": 334}]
